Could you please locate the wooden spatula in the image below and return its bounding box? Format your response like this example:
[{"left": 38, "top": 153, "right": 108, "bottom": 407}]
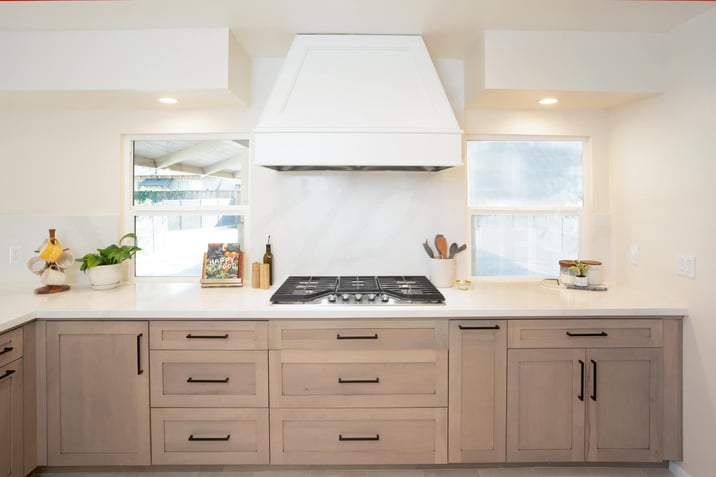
[{"left": 435, "top": 235, "right": 448, "bottom": 259}]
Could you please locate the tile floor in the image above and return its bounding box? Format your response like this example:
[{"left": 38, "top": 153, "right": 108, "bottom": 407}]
[{"left": 34, "top": 467, "right": 675, "bottom": 477}]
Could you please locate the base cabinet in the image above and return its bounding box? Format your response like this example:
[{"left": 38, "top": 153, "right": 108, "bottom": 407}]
[
  {"left": 448, "top": 320, "right": 506, "bottom": 463},
  {"left": 270, "top": 408, "right": 447, "bottom": 465},
  {"left": 46, "top": 321, "right": 150, "bottom": 466},
  {"left": 149, "top": 321, "right": 269, "bottom": 465},
  {"left": 0, "top": 356, "right": 23, "bottom": 477},
  {"left": 506, "top": 320, "right": 665, "bottom": 463}
]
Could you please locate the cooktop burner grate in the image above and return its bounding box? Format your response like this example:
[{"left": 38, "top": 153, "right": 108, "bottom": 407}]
[{"left": 270, "top": 275, "right": 445, "bottom": 304}]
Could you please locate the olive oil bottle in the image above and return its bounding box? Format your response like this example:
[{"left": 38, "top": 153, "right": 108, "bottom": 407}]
[{"left": 262, "top": 235, "right": 273, "bottom": 286}]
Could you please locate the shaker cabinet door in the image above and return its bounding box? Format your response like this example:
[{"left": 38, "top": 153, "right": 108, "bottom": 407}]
[
  {"left": 585, "top": 348, "right": 662, "bottom": 462},
  {"left": 448, "top": 320, "right": 506, "bottom": 463},
  {"left": 46, "top": 321, "right": 150, "bottom": 465},
  {"left": 506, "top": 348, "right": 586, "bottom": 462},
  {"left": 0, "top": 359, "right": 23, "bottom": 477}
]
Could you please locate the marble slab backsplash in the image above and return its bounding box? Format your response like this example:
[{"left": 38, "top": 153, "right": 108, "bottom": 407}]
[{"left": 247, "top": 166, "right": 468, "bottom": 283}]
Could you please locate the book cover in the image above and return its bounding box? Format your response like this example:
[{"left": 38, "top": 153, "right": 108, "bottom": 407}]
[{"left": 201, "top": 243, "right": 243, "bottom": 286}]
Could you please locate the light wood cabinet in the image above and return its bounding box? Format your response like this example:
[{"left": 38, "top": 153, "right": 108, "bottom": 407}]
[
  {"left": 46, "top": 321, "right": 150, "bottom": 466},
  {"left": 270, "top": 408, "right": 447, "bottom": 465},
  {"left": 0, "top": 353, "right": 23, "bottom": 477},
  {"left": 149, "top": 321, "right": 269, "bottom": 465},
  {"left": 448, "top": 320, "right": 506, "bottom": 463},
  {"left": 507, "top": 348, "right": 586, "bottom": 462},
  {"left": 506, "top": 319, "right": 666, "bottom": 463},
  {"left": 269, "top": 319, "right": 448, "bottom": 464},
  {"left": 151, "top": 408, "right": 269, "bottom": 465}
]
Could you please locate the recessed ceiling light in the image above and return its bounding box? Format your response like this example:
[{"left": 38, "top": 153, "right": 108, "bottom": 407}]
[
  {"left": 538, "top": 97, "right": 559, "bottom": 105},
  {"left": 158, "top": 97, "right": 178, "bottom": 104}
]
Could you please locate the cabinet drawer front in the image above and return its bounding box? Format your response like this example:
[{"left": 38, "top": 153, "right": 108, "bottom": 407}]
[
  {"left": 269, "top": 320, "right": 447, "bottom": 349},
  {"left": 270, "top": 349, "right": 447, "bottom": 407},
  {"left": 0, "top": 327, "right": 23, "bottom": 368},
  {"left": 151, "top": 408, "right": 268, "bottom": 465},
  {"left": 151, "top": 350, "right": 268, "bottom": 407},
  {"left": 270, "top": 408, "right": 447, "bottom": 464},
  {"left": 508, "top": 319, "right": 663, "bottom": 349},
  {"left": 150, "top": 321, "right": 267, "bottom": 350}
]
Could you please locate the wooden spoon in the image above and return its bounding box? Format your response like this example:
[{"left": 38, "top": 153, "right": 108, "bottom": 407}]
[{"left": 435, "top": 235, "right": 448, "bottom": 259}]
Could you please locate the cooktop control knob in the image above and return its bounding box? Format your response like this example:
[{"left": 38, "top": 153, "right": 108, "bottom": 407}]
[
  {"left": 367, "top": 293, "right": 376, "bottom": 301},
  {"left": 328, "top": 294, "right": 337, "bottom": 303},
  {"left": 341, "top": 294, "right": 350, "bottom": 301},
  {"left": 355, "top": 293, "right": 363, "bottom": 301},
  {"left": 380, "top": 294, "right": 389, "bottom": 303}
]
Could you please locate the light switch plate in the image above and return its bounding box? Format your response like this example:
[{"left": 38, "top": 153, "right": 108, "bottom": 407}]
[
  {"left": 630, "top": 245, "right": 640, "bottom": 265},
  {"left": 677, "top": 254, "right": 695, "bottom": 278}
]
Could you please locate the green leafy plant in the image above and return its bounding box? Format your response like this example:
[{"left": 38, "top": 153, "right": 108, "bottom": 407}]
[
  {"left": 569, "top": 260, "right": 590, "bottom": 278},
  {"left": 76, "top": 233, "right": 141, "bottom": 272}
]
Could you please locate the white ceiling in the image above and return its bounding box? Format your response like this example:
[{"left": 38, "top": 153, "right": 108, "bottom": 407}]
[{"left": 0, "top": 0, "right": 712, "bottom": 58}]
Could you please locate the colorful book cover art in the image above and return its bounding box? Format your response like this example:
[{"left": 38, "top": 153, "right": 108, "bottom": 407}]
[{"left": 203, "top": 243, "right": 242, "bottom": 280}]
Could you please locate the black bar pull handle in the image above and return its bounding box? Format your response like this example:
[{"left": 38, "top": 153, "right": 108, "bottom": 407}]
[
  {"left": 136, "top": 333, "right": 144, "bottom": 375},
  {"left": 187, "top": 377, "right": 230, "bottom": 383},
  {"left": 578, "top": 360, "right": 585, "bottom": 401},
  {"left": 0, "top": 346, "right": 14, "bottom": 355},
  {"left": 591, "top": 360, "right": 598, "bottom": 401},
  {"left": 0, "top": 369, "right": 16, "bottom": 381},
  {"left": 338, "top": 377, "right": 380, "bottom": 384},
  {"left": 188, "top": 434, "right": 231, "bottom": 441},
  {"left": 566, "top": 331, "right": 608, "bottom": 337},
  {"left": 186, "top": 333, "right": 229, "bottom": 339},
  {"left": 459, "top": 324, "right": 500, "bottom": 330},
  {"left": 337, "top": 333, "right": 378, "bottom": 340},
  {"left": 339, "top": 434, "right": 380, "bottom": 441}
]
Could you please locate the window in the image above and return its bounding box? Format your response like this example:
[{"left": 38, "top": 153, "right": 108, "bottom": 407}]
[
  {"left": 128, "top": 137, "right": 249, "bottom": 278},
  {"left": 467, "top": 139, "right": 585, "bottom": 277}
]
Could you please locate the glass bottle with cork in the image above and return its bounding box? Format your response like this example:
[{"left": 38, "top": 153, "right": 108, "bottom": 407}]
[{"left": 262, "top": 235, "right": 273, "bottom": 286}]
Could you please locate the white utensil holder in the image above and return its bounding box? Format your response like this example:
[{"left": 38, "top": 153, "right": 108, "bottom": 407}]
[{"left": 429, "top": 258, "right": 455, "bottom": 288}]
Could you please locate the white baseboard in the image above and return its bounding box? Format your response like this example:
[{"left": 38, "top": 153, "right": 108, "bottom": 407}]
[{"left": 670, "top": 462, "right": 693, "bottom": 477}]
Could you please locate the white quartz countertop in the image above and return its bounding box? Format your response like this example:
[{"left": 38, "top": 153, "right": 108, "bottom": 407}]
[{"left": 0, "top": 280, "right": 687, "bottom": 334}]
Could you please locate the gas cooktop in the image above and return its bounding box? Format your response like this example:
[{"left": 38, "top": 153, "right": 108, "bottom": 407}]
[{"left": 270, "top": 275, "right": 445, "bottom": 305}]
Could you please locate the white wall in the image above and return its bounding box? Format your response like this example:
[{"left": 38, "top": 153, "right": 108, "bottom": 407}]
[
  {"left": 0, "top": 57, "right": 611, "bottom": 288},
  {"left": 608, "top": 8, "right": 716, "bottom": 477}
]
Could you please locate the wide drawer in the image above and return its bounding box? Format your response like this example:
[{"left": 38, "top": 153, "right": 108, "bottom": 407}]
[
  {"left": 0, "top": 327, "right": 23, "bottom": 368},
  {"left": 151, "top": 408, "right": 269, "bottom": 465},
  {"left": 150, "top": 350, "right": 268, "bottom": 407},
  {"left": 269, "top": 320, "right": 448, "bottom": 349},
  {"left": 270, "top": 349, "right": 447, "bottom": 408},
  {"left": 150, "top": 321, "right": 268, "bottom": 350},
  {"left": 270, "top": 408, "right": 447, "bottom": 464},
  {"left": 508, "top": 319, "right": 663, "bottom": 349}
]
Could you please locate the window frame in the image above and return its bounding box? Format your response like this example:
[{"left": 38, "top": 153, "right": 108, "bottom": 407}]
[
  {"left": 122, "top": 133, "right": 251, "bottom": 282},
  {"left": 465, "top": 134, "right": 592, "bottom": 279}
]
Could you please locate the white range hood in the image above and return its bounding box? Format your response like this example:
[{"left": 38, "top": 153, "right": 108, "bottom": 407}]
[{"left": 254, "top": 34, "right": 463, "bottom": 171}]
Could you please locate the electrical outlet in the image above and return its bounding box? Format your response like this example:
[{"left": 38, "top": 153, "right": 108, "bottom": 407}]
[
  {"left": 630, "top": 245, "right": 640, "bottom": 265},
  {"left": 677, "top": 254, "right": 695, "bottom": 278},
  {"left": 9, "top": 246, "right": 21, "bottom": 264}
]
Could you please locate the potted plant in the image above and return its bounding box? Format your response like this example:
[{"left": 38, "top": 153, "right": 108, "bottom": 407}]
[
  {"left": 569, "top": 260, "right": 590, "bottom": 287},
  {"left": 76, "top": 233, "right": 141, "bottom": 289}
]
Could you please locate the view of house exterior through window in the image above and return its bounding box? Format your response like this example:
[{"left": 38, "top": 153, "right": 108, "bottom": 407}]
[{"left": 131, "top": 138, "right": 249, "bottom": 277}]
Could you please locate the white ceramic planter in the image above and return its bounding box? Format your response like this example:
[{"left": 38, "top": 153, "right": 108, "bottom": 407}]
[
  {"left": 574, "top": 275, "right": 589, "bottom": 287},
  {"left": 86, "top": 263, "right": 123, "bottom": 290}
]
